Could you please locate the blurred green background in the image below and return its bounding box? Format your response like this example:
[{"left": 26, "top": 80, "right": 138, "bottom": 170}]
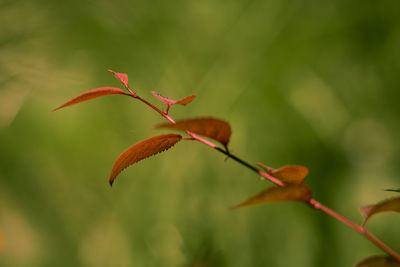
[{"left": 1, "top": 0, "right": 400, "bottom": 266}]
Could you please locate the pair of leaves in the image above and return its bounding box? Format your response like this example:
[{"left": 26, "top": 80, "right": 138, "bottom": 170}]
[
  {"left": 152, "top": 91, "right": 195, "bottom": 108},
  {"left": 52, "top": 70, "right": 196, "bottom": 116},
  {"left": 361, "top": 197, "right": 400, "bottom": 226},
  {"left": 356, "top": 255, "right": 400, "bottom": 267},
  {"left": 108, "top": 117, "right": 231, "bottom": 185},
  {"left": 156, "top": 117, "right": 231, "bottom": 148},
  {"left": 256, "top": 163, "right": 309, "bottom": 184},
  {"left": 234, "top": 164, "right": 311, "bottom": 209}
]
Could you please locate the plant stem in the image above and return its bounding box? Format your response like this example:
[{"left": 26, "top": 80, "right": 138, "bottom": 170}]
[
  {"left": 310, "top": 199, "right": 400, "bottom": 262},
  {"left": 215, "top": 148, "right": 285, "bottom": 186},
  {"left": 127, "top": 94, "right": 175, "bottom": 124},
  {"left": 127, "top": 89, "right": 400, "bottom": 262}
]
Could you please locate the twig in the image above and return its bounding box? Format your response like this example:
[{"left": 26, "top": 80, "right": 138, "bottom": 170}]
[{"left": 125, "top": 86, "right": 400, "bottom": 262}]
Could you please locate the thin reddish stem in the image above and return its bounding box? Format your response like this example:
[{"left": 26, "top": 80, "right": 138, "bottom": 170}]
[
  {"left": 187, "top": 131, "right": 218, "bottom": 148},
  {"left": 125, "top": 88, "right": 217, "bottom": 148},
  {"left": 125, "top": 85, "right": 400, "bottom": 262},
  {"left": 258, "top": 170, "right": 285, "bottom": 186},
  {"left": 126, "top": 93, "right": 175, "bottom": 124},
  {"left": 309, "top": 199, "right": 400, "bottom": 261},
  {"left": 363, "top": 232, "right": 400, "bottom": 262}
]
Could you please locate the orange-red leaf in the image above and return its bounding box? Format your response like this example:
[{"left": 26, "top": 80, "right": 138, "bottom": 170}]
[
  {"left": 109, "top": 134, "right": 182, "bottom": 186},
  {"left": 361, "top": 197, "right": 400, "bottom": 226},
  {"left": 175, "top": 95, "right": 196, "bottom": 105},
  {"left": 151, "top": 91, "right": 196, "bottom": 106},
  {"left": 233, "top": 184, "right": 312, "bottom": 209},
  {"left": 272, "top": 165, "right": 309, "bottom": 184},
  {"left": 155, "top": 117, "right": 231, "bottom": 147},
  {"left": 255, "top": 163, "right": 309, "bottom": 184},
  {"left": 151, "top": 91, "right": 175, "bottom": 105},
  {"left": 356, "top": 255, "right": 400, "bottom": 267},
  {"left": 52, "top": 87, "right": 128, "bottom": 111},
  {"left": 108, "top": 70, "right": 128, "bottom": 88}
]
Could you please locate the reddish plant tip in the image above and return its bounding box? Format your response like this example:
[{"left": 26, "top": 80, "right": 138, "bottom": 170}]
[
  {"left": 108, "top": 69, "right": 129, "bottom": 88},
  {"left": 151, "top": 91, "right": 196, "bottom": 109},
  {"left": 151, "top": 91, "right": 175, "bottom": 106}
]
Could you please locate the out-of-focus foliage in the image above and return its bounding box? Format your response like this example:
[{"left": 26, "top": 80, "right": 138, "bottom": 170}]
[{"left": 1, "top": 0, "right": 400, "bottom": 266}]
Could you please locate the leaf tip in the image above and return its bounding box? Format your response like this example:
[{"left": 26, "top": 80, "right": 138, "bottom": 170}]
[
  {"left": 360, "top": 205, "right": 373, "bottom": 217},
  {"left": 175, "top": 95, "right": 196, "bottom": 105},
  {"left": 108, "top": 70, "right": 129, "bottom": 87}
]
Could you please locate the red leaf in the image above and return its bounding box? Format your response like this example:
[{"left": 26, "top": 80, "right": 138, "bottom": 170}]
[
  {"left": 155, "top": 117, "right": 231, "bottom": 147},
  {"left": 174, "top": 95, "right": 196, "bottom": 105},
  {"left": 361, "top": 196, "right": 400, "bottom": 226},
  {"left": 233, "top": 184, "right": 312, "bottom": 209},
  {"left": 151, "top": 91, "right": 175, "bottom": 106},
  {"left": 356, "top": 255, "right": 400, "bottom": 267},
  {"left": 256, "top": 163, "right": 309, "bottom": 184},
  {"left": 108, "top": 70, "right": 129, "bottom": 88},
  {"left": 109, "top": 134, "right": 182, "bottom": 186},
  {"left": 151, "top": 91, "right": 196, "bottom": 106},
  {"left": 52, "top": 87, "right": 128, "bottom": 111}
]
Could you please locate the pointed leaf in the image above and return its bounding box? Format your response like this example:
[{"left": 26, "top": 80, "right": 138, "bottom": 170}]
[
  {"left": 108, "top": 70, "right": 128, "bottom": 88},
  {"left": 272, "top": 165, "right": 309, "bottom": 184},
  {"left": 109, "top": 134, "right": 182, "bottom": 186},
  {"left": 255, "top": 163, "right": 309, "bottom": 184},
  {"left": 151, "top": 91, "right": 176, "bottom": 106},
  {"left": 174, "top": 95, "right": 196, "bottom": 105},
  {"left": 52, "top": 87, "right": 128, "bottom": 111},
  {"left": 233, "top": 184, "right": 312, "bottom": 209},
  {"left": 155, "top": 117, "right": 231, "bottom": 147},
  {"left": 151, "top": 91, "right": 196, "bottom": 106},
  {"left": 361, "top": 196, "right": 400, "bottom": 226},
  {"left": 356, "top": 255, "right": 400, "bottom": 267}
]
